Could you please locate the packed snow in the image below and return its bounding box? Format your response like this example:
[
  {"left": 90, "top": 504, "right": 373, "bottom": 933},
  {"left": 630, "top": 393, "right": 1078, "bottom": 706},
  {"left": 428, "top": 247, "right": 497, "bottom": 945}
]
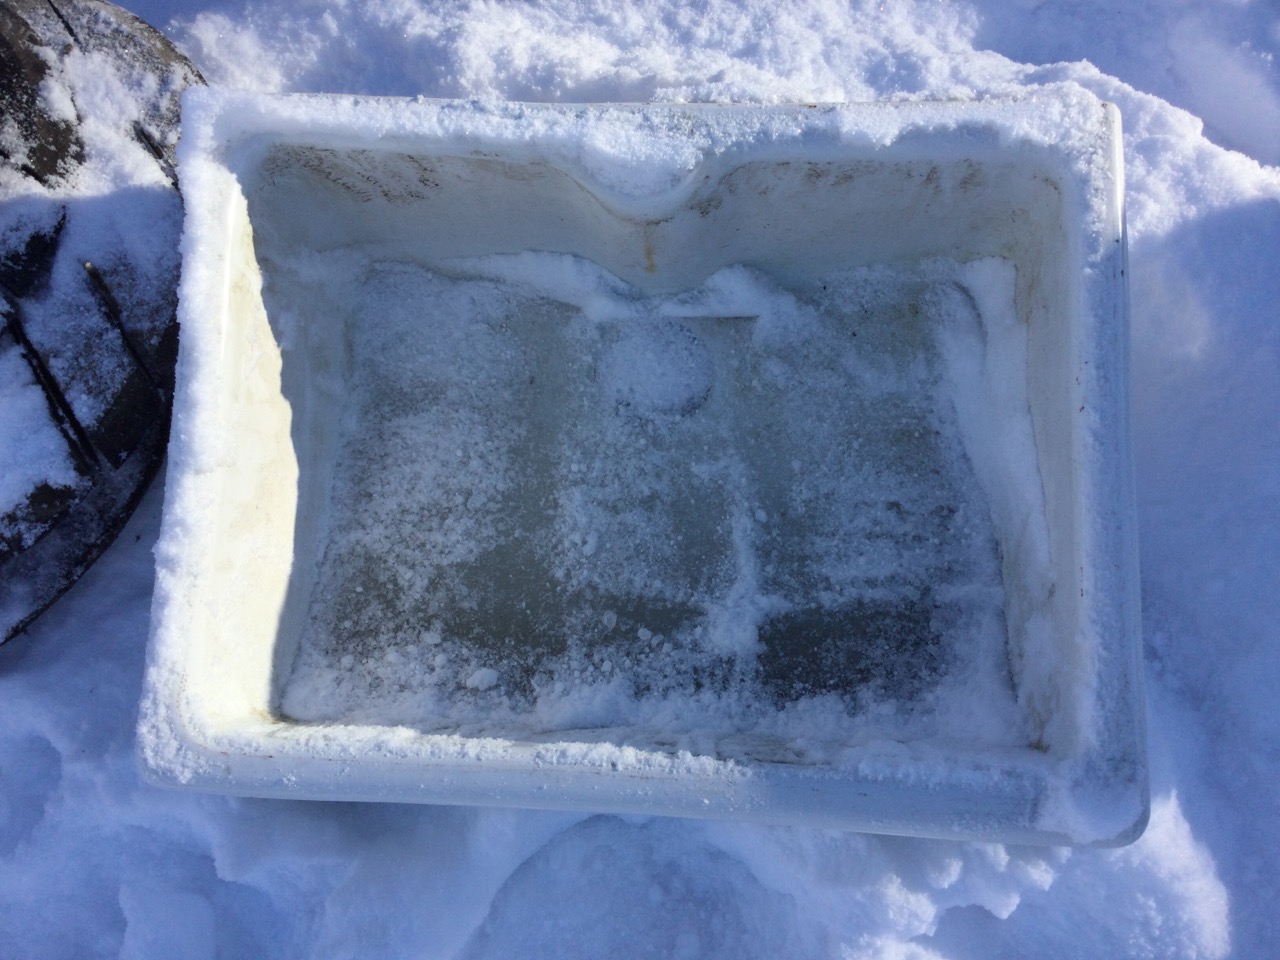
[{"left": 2, "top": 0, "right": 1278, "bottom": 957}]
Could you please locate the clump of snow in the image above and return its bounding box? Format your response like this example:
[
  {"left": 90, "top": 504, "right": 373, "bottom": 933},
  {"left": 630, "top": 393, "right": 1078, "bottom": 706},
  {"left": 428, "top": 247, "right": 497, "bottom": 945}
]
[
  {"left": 0, "top": 351, "right": 78, "bottom": 523},
  {"left": 465, "top": 668, "right": 500, "bottom": 692}
]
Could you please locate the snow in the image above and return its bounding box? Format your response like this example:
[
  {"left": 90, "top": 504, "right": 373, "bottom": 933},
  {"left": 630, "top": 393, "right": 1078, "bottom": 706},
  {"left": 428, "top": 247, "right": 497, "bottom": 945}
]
[
  {"left": 276, "top": 257, "right": 1019, "bottom": 747},
  {"left": 2, "top": 0, "right": 1279, "bottom": 957},
  {"left": 0, "top": 351, "right": 78, "bottom": 523}
]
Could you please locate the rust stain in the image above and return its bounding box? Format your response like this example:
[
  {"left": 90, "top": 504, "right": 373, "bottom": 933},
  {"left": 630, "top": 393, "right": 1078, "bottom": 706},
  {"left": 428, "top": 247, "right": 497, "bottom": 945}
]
[{"left": 643, "top": 235, "right": 657, "bottom": 273}]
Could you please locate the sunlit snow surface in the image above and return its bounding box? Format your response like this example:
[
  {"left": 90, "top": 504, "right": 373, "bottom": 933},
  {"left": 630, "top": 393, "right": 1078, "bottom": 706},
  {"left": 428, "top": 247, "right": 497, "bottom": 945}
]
[{"left": 2, "top": 1, "right": 1278, "bottom": 957}]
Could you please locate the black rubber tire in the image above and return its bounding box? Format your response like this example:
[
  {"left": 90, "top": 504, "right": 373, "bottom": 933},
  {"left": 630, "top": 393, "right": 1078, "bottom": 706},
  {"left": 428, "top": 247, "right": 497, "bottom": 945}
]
[{"left": 1, "top": 1, "right": 202, "bottom": 642}]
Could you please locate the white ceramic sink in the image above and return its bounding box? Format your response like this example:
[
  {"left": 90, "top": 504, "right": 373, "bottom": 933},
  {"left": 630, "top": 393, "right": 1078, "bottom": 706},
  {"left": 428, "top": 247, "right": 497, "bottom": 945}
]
[{"left": 139, "top": 89, "right": 1146, "bottom": 845}]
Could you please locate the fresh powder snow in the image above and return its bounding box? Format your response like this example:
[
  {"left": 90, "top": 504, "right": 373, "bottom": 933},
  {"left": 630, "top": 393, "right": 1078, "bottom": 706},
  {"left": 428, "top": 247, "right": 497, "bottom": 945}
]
[{"left": 2, "top": 1, "right": 1278, "bottom": 958}]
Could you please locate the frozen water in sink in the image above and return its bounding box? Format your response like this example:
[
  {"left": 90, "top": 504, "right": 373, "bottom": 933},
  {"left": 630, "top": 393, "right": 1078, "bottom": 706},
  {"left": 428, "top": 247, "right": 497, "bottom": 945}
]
[{"left": 274, "top": 254, "right": 1025, "bottom": 752}]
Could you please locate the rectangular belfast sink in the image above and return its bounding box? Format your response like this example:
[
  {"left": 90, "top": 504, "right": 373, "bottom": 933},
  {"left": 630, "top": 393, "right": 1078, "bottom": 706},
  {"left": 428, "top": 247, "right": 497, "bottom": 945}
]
[{"left": 139, "top": 89, "right": 1147, "bottom": 845}]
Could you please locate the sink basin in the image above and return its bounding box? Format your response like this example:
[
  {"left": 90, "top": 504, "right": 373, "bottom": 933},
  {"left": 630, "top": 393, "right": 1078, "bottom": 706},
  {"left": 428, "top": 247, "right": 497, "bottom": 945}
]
[{"left": 139, "top": 89, "right": 1147, "bottom": 845}]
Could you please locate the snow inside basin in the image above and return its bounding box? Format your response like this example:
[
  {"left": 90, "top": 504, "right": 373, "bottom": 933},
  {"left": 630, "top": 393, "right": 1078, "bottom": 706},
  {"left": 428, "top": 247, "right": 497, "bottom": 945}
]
[{"left": 140, "top": 89, "right": 1146, "bottom": 845}]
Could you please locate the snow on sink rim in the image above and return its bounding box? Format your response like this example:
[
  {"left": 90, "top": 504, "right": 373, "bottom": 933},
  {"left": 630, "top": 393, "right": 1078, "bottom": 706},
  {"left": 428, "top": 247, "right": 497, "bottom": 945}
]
[
  {"left": 178, "top": 86, "right": 1126, "bottom": 213},
  {"left": 139, "top": 88, "right": 1145, "bottom": 846}
]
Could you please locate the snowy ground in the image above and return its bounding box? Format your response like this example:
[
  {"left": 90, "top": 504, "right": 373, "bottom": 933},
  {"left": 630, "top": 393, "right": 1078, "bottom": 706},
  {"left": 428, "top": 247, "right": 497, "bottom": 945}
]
[{"left": 2, "top": 1, "right": 1279, "bottom": 957}]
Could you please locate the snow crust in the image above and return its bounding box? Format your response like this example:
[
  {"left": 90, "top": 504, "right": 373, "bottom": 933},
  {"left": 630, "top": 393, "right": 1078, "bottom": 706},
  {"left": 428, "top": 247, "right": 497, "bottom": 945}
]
[
  {"left": 276, "top": 254, "right": 1025, "bottom": 754},
  {"left": 3, "top": 0, "right": 1279, "bottom": 957}
]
